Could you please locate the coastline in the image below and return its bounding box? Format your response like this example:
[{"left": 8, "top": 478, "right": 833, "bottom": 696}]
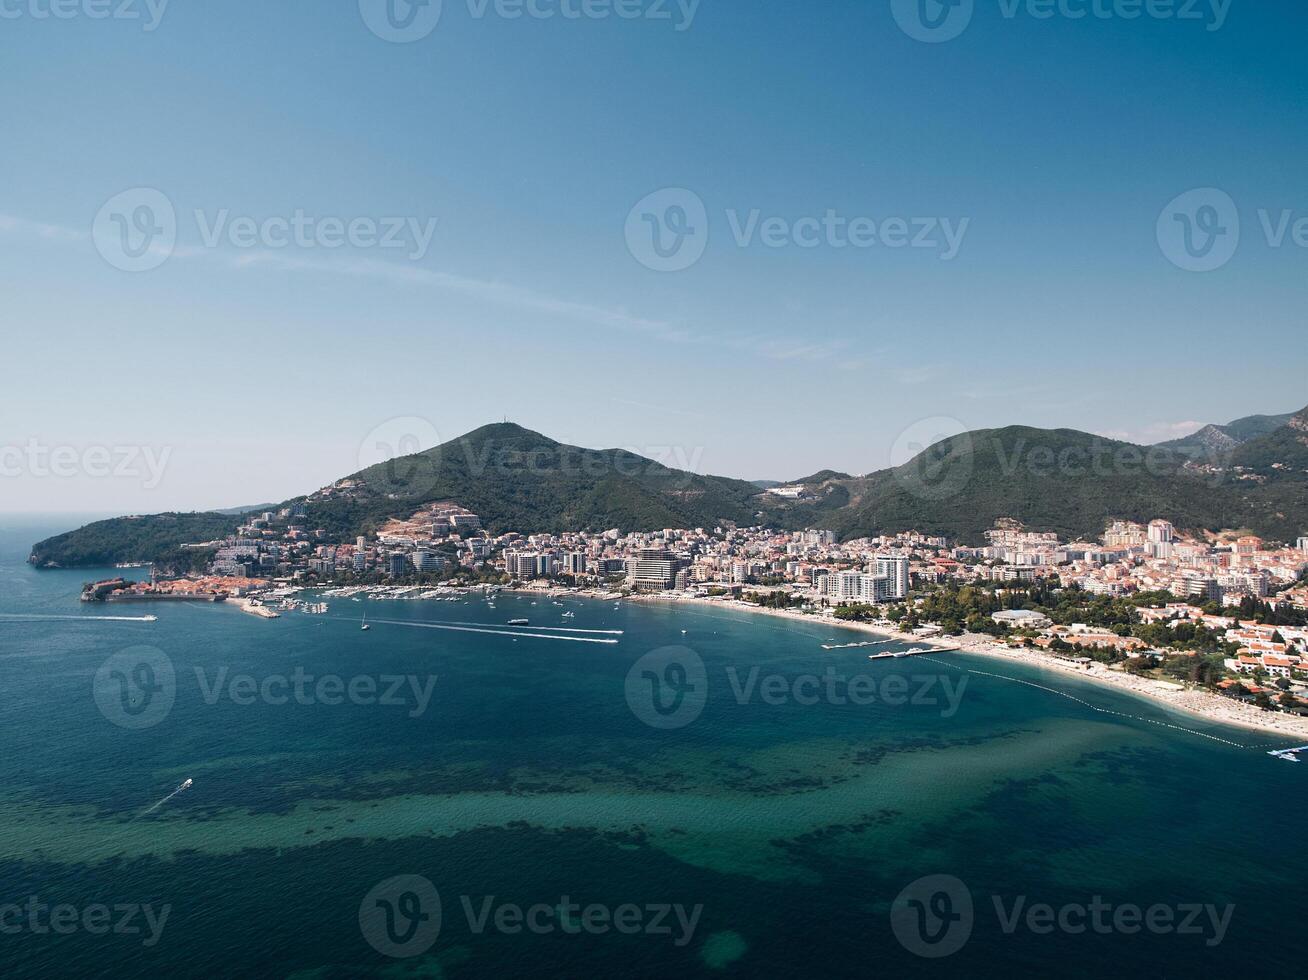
[
  {"left": 277, "top": 581, "right": 1308, "bottom": 743},
  {"left": 627, "top": 593, "right": 1308, "bottom": 743}
]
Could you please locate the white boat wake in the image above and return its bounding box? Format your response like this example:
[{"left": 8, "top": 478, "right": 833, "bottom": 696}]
[
  {"left": 420, "top": 620, "right": 623, "bottom": 636},
  {"left": 0, "top": 613, "right": 158, "bottom": 623},
  {"left": 141, "top": 778, "right": 193, "bottom": 816},
  {"left": 362, "top": 619, "right": 619, "bottom": 644}
]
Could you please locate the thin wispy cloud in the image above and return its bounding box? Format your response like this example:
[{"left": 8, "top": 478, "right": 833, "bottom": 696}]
[
  {"left": 0, "top": 213, "right": 89, "bottom": 244},
  {"left": 895, "top": 363, "right": 943, "bottom": 386},
  {"left": 2, "top": 210, "right": 853, "bottom": 369},
  {"left": 1096, "top": 421, "right": 1205, "bottom": 445},
  {"left": 608, "top": 397, "right": 708, "bottom": 420},
  {"left": 753, "top": 338, "right": 850, "bottom": 362}
]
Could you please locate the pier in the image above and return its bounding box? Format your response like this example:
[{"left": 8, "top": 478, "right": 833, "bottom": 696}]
[
  {"left": 1267, "top": 745, "right": 1308, "bottom": 763},
  {"left": 230, "top": 598, "right": 280, "bottom": 619}
]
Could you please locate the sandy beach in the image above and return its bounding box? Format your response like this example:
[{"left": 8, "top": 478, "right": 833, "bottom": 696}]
[{"left": 629, "top": 593, "right": 1308, "bottom": 743}]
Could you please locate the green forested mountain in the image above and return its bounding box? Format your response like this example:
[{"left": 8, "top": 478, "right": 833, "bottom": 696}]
[
  {"left": 1231, "top": 408, "right": 1308, "bottom": 471},
  {"left": 29, "top": 411, "right": 1308, "bottom": 567},
  {"left": 30, "top": 425, "right": 765, "bottom": 567},
  {"left": 27, "top": 512, "right": 241, "bottom": 569},
  {"left": 300, "top": 423, "right": 763, "bottom": 538},
  {"left": 758, "top": 426, "right": 1254, "bottom": 544},
  {"left": 786, "top": 469, "right": 853, "bottom": 484},
  {"left": 1157, "top": 410, "right": 1297, "bottom": 459}
]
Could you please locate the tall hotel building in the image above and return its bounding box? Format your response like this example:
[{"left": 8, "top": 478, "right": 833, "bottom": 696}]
[{"left": 628, "top": 548, "right": 679, "bottom": 592}]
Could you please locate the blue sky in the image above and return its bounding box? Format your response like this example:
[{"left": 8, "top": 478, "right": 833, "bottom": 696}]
[{"left": 2, "top": 0, "right": 1305, "bottom": 513}]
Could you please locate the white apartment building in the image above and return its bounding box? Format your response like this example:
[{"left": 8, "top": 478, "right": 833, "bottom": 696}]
[
  {"left": 412, "top": 550, "right": 445, "bottom": 573},
  {"left": 818, "top": 569, "right": 899, "bottom": 604},
  {"left": 1148, "top": 520, "right": 1175, "bottom": 544},
  {"left": 504, "top": 551, "right": 549, "bottom": 580},
  {"left": 873, "top": 554, "right": 910, "bottom": 599},
  {"left": 823, "top": 571, "right": 863, "bottom": 600}
]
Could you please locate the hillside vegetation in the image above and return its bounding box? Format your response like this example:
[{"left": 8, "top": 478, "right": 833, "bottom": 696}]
[{"left": 30, "top": 409, "right": 1308, "bottom": 566}]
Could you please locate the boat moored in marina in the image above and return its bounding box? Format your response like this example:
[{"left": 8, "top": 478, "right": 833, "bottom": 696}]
[{"left": 868, "top": 646, "right": 952, "bottom": 661}]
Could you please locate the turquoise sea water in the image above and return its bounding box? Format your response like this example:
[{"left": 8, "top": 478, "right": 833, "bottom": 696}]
[{"left": 1, "top": 514, "right": 1305, "bottom": 977}]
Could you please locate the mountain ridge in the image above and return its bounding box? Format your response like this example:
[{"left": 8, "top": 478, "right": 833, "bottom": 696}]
[
  {"left": 1156, "top": 410, "right": 1297, "bottom": 459},
  {"left": 29, "top": 410, "right": 1308, "bottom": 567},
  {"left": 303, "top": 422, "right": 763, "bottom": 539},
  {"left": 1230, "top": 406, "right": 1308, "bottom": 471}
]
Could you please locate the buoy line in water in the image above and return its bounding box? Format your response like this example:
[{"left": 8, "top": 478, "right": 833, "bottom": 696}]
[{"left": 917, "top": 655, "right": 1292, "bottom": 752}]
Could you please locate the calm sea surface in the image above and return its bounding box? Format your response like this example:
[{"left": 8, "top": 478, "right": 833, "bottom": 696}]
[{"left": 1, "top": 514, "right": 1304, "bottom": 977}]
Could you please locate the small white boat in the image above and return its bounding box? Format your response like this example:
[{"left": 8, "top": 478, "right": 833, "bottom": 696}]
[{"left": 360, "top": 612, "right": 370, "bottom": 632}]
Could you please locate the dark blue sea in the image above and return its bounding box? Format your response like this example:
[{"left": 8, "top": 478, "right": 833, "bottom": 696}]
[{"left": 1, "top": 514, "right": 1303, "bottom": 977}]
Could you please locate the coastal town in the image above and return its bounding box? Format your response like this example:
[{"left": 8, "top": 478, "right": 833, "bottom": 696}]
[
  {"left": 11, "top": 3, "right": 1307, "bottom": 973},
  {"left": 79, "top": 499, "right": 1308, "bottom": 732}
]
